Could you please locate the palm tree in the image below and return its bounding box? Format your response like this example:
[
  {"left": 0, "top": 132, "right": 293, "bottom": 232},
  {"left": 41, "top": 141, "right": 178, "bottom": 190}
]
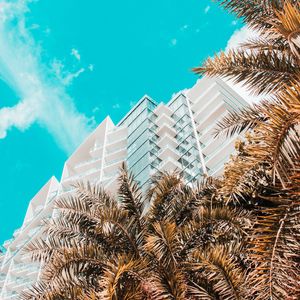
[
  {"left": 193, "top": 1, "right": 300, "bottom": 299},
  {"left": 21, "top": 164, "right": 250, "bottom": 300},
  {"left": 21, "top": 2, "right": 300, "bottom": 299},
  {"left": 193, "top": 1, "right": 300, "bottom": 96}
]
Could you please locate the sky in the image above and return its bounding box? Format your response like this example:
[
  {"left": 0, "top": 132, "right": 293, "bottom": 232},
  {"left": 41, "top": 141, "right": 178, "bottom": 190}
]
[{"left": 0, "top": 0, "right": 245, "bottom": 244}]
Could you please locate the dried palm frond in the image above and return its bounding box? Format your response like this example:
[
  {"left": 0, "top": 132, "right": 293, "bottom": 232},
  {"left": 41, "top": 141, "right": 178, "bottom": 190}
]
[
  {"left": 21, "top": 244, "right": 105, "bottom": 300},
  {"left": 145, "top": 171, "right": 188, "bottom": 223},
  {"left": 118, "top": 162, "right": 144, "bottom": 232},
  {"left": 146, "top": 267, "right": 187, "bottom": 300},
  {"left": 189, "top": 245, "right": 246, "bottom": 300},
  {"left": 271, "top": 1, "right": 300, "bottom": 58},
  {"left": 21, "top": 168, "right": 252, "bottom": 300},
  {"left": 213, "top": 101, "right": 267, "bottom": 138},
  {"left": 194, "top": 1, "right": 300, "bottom": 96},
  {"left": 194, "top": 49, "right": 298, "bottom": 95},
  {"left": 98, "top": 255, "right": 146, "bottom": 300},
  {"left": 247, "top": 198, "right": 300, "bottom": 299},
  {"left": 215, "top": 0, "right": 299, "bottom": 29},
  {"left": 180, "top": 205, "right": 251, "bottom": 255},
  {"left": 144, "top": 221, "right": 180, "bottom": 268},
  {"left": 217, "top": 85, "right": 300, "bottom": 200}
]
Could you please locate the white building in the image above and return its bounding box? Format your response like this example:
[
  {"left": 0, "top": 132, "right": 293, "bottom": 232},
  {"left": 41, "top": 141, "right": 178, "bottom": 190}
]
[{"left": 0, "top": 77, "right": 247, "bottom": 299}]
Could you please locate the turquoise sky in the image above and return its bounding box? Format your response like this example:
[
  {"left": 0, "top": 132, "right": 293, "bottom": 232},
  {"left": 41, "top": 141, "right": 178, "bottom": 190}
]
[{"left": 0, "top": 0, "right": 242, "bottom": 244}]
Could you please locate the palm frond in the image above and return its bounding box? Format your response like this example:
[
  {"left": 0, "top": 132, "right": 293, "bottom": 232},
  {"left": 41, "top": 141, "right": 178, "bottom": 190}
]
[
  {"left": 99, "top": 255, "right": 145, "bottom": 300},
  {"left": 194, "top": 49, "right": 298, "bottom": 95},
  {"left": 180, "top": 206, "right": 251, "bottom": 255},
  {"left": 213, "top": 101, "right": 267, "bottom": 138},
  {"left": 241, "top": 37, "right": 290, "bottom": 52},
  {"left": 146, "top": 171, "right": 188, "bottom": 223},
  {"left": 215, "top": 0, "right": 298, "bottom": 29},
  {"left": 146, "top": 268, "right": 187, "bottom": 300},
  {"left": 21, "top": 244, "right": 104, "bottom": 300},
  {"left": 190, "top": 245, "right": 246, "bottom": 300},
  {"left": 118, "top": 162, "right": 144, "bottom": 229},
  {"left": 247, "top": 200, "right": 300, "bottom": 299},
  {"left": 271, "top": 1, "right": 300, "bottom": 58},
  {"left": 144, "top": 221, "right": 180, "bottom": 268}
]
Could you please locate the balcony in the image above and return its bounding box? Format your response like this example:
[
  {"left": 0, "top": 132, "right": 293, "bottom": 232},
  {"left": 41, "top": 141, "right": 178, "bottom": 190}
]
[
  {"left": 190, "top": 82, "right": 218, "bottom": 110},
  {"left": 159, "top": 157, "right": 182, "bottom": 172},
  {"left": 210, "top": 160, "right": 226, "bottom": 177},
  {"left": 157, "top": 123, "right": 176, "bottom": 138},
  {"left": 106, "top": 136, "right": 127, "bottom": 151},
  {"left": 155, "top": 113, "right": 175, "bottom": 128},
  {"left": 157, "top": 146, "right": 180, "bottom": 161},
  {"left": 89, "top": 144, "right": 104, "bottom": 157},
  {"left": 105, "top": 145, "right": 126, "bottom": 158},
  {"left": 197, "top": 102, "right": 226, "bottom": 132},
  {"left": 63, "top": 167, "right": 101, "bottom": 184},
  {"left": 157, "top": 133, "right": 178, "bottom": 149},
  {"left": 154, "top": 104, "right": 173, "bottom": 117}
]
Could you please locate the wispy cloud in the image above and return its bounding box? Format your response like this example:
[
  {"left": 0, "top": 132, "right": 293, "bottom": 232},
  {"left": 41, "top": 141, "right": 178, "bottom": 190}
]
[
  {"left": 204, "top": 5, "right": 210, "bottom": 14},
  {"left": 0, "top": 0, "right": 93, "bottom": 153},
  {"left": 224, "top": 26, "right": 261, "bottom": 103},
  {"left": 51, "top": 59, "right": 85, "bottom": 86},
  {"left": 92, "top": 106, "right": 100, "bottom": 113},
  {"left": 225, "top": 26, "right": 257, "bottom": 52},
  {"left": 112, "top": 103, "right": 120, "bottom": 109},
  {"left": 71, "top": 48, "right": 81, "bottom": 61},
  {"left": 170, "top": 38, "right": 177, "bottom": 47},
  {"left": 88, "top": 64, "right": 94, "bottom": 71},
  {"left": 180, "top": 24, "right": 189, "bottom": 31}
]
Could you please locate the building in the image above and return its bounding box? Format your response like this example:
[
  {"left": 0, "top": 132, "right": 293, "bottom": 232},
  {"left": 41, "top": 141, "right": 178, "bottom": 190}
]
[{"left": 0, "top": 77, "right": 247, "bottom": 299}]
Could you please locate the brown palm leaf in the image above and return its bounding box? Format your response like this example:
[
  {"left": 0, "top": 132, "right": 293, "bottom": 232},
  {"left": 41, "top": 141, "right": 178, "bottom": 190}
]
[
  {"left": 189, "top": 244, "right": 246, "bottom": 300},
  {"left": 247, "top": 200, "right": 300, "bottom": 299},
  {"left": 194, "top": 49, "right": 298, "bottom": 95}
]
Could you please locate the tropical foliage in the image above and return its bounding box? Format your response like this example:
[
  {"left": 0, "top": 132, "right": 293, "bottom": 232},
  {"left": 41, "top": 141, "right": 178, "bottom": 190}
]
[
  {"left": 193, "top": 1, "right": 300, "bottom": 299},
  {"left": 21, "top": 1, "right": 300, "bottom": 299},
  {"left": 21, "top": 165, "right": 251, "bottom": 299},
  {"left": 194, "top": 0, "right": 300, "bottom": 96}
]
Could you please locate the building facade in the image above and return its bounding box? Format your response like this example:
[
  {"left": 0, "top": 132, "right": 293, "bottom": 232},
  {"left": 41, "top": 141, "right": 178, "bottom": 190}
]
[{"left": 0, "top": 77, "right": 247, "bottom": 299}]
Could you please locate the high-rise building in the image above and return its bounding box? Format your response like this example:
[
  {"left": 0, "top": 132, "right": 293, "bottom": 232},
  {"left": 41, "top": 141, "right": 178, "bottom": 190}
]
[{"left": 0, "top": 77, "right": 247, "bottom": 299}]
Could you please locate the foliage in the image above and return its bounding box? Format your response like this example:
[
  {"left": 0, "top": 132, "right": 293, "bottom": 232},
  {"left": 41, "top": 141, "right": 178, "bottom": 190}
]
[
  {"left": 194, "top": 1, "right": 300, "bottom": 96},
  {"left": 20, "top": 1, "right": 300, "bottom": 299},
  {"left": 193, "top": 1, "right": 300, "bottom": 299},
  {"left": 21, "top": 165, "right": 251, "bottom": 300}
]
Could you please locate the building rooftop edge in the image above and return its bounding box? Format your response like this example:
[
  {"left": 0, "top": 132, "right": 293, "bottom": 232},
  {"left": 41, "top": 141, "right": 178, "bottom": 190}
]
[{"left": 117, "top": 94, "right": 157, "bottom": 127}]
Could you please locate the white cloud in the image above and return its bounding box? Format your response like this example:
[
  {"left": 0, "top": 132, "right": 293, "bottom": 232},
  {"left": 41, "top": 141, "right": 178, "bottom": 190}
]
[
  {"left": 204, "top": 5, "right": 210, "bottom": 14},
  {"left": 231, "top": 20, "right": 238, "bottom": 26},
  {"left": 170, "top": 38, "right": 177, "bottom": 47},
  {"left": 112, "top": 103, "right": 120, "bottom": 109},
  {"left": 88, "top": 64, "right": 94, "bottom": 71},
  {"left": 225, "top": 26, "right": 256, "bottom": 52},
  {"left": 224, "top": 26, "right": 262, "bottom": 103},
  {"left": 0, "top": 100, "right": 35, "bottom": 138},
  {"left": 29, "top": 23, "right": 39, "bottom": 30},
  {"left": 0, "top": 0, "right": 93, "bottom": 153},
  {"left": 71, "top": 48, "right": 80, "bottom": 61},
  {"left": 44, "top": 27, "right": 51, "bottom": 35},
  {"left": 180, "top": 24, "right": 189, "bottom": 31},
  {"left": 92, "top": 106, "right": 100, "bottom": 113},
  {"left": 51, "top": 59, "right": 85, "bottom": 86}
]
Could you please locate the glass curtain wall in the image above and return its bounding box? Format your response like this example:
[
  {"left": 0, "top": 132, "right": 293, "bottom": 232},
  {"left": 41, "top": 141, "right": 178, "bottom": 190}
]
[
  {"left": 120, "top": 97, "right": 158, "bottom": 189},
  {"left": 169, "top": 94, "right": 204, "bottom": 184}
]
